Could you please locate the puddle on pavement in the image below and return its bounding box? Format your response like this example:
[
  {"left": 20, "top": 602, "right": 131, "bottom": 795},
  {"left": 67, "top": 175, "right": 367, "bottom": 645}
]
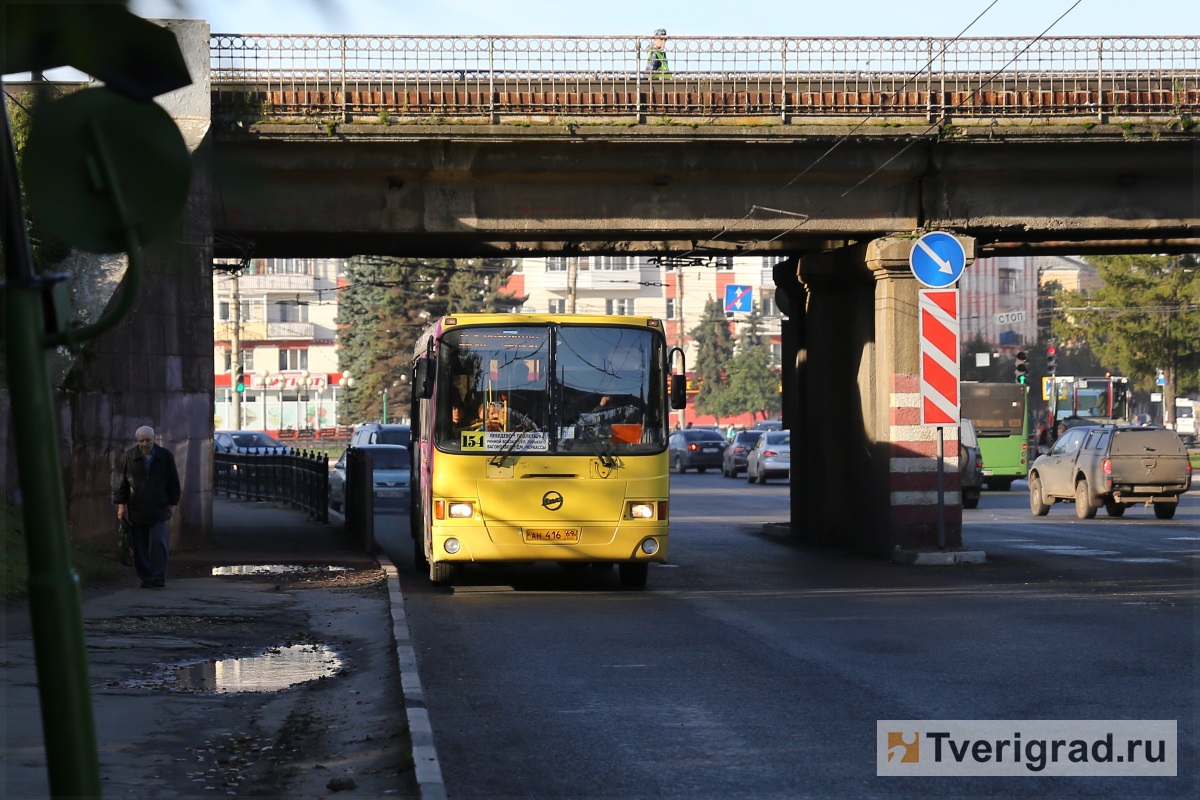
[
  {"left": 120, "top": 643, "right": 344, "bottom": 693},
  {"left": 212, "top": 564, "right": 352, "bottom": 577},
  {"left": 171, "top": 643, "right": 343, "bottom": 692}
]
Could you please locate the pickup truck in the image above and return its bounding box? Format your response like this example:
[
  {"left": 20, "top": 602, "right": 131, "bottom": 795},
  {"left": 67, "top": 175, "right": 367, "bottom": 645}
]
[{"left": 1028, "top": 425, "right": 1192, "bottom": 520}]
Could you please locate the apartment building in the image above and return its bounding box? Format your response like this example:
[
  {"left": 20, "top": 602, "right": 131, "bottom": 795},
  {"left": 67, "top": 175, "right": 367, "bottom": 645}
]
[
  {"left": 511, "top": 255, "right": 787, "bottom": 368},
  {"left": 212, "top": 258, "right": 346, "bottom": 431}
]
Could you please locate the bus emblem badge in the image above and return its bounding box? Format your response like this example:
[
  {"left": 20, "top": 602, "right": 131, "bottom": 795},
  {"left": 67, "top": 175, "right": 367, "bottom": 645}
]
[{"left": 542, "top": 491, "right": 564, "bottom": 511}]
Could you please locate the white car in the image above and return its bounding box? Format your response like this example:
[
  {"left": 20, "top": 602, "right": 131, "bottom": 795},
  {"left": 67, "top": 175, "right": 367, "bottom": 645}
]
[
  {"left": 746, "top": 431, "right": 791, "bottom": 484},
  {"left": 328, "top": 444, "right": 411, "bottom": 512}
]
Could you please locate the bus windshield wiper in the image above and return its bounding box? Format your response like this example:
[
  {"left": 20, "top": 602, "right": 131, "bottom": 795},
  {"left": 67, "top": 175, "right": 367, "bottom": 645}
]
[
  {"left": 578, "top": 425, "right": 618, "bottom": 469},
  {"left": 489, "top": 430, "right": 526, "bottom": 466}
]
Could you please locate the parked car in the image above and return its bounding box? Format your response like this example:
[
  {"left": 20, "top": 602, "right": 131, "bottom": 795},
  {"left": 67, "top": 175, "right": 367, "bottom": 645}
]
[
  {"left": 328, "top": 444, "right": 412, "bottom": 512},
  {"left": 214, "top": 430, "right": 290, "bottom": 454},
  {"left": 752, "top": 420, "right": 783, "bottom": 431},
  {"left": 722, "top": 430, "right": 764, "bottom": 478},
  {"left": 959, "top": 419, "right": 983, "bottom": 509},
  {"left": 1027, "top": 424, "right": 1192, "bottom": 520},
  {"left": 350, "top": 423, "right": 411, "bottom": 447},
  {"left": 746, "top": 430, "right": 791, "bottom": 484},
  {"left": 667, "top": 429, "right": 728, "bottom": 473}
]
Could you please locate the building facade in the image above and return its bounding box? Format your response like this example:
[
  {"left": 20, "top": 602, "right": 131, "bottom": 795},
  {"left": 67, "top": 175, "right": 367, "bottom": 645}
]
[
  {"left": 212, "top": 258, "right": 347, "bottom": 431},
  {"left": 511, "top": 255, "right": 787, "bottom": 368},
  {"left": 212, "top": 254, "right": 789, "bottom": 432}
]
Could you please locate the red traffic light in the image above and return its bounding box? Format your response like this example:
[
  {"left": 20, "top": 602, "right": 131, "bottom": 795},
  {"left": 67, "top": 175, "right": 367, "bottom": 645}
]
[{"left": 1046, "top": 345, "right": 1056, "bottom": 356}]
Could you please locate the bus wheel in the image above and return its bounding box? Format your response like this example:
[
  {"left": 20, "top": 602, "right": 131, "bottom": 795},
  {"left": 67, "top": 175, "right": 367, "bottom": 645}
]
[
  {"left": 430, "top": 560, "right": 457, "bottom": 586},
  {"left": 1153, "top": 502, "right": 1176, "bottom": 520},
  {"left": 988, "top": 478, "right": 1012, "bottom": 492},
  {"left": 618, "top": 562, "right": 648, "bottom": 589},
  {"left": 413, "top": 533, "right": 427, "bottom": 568}
]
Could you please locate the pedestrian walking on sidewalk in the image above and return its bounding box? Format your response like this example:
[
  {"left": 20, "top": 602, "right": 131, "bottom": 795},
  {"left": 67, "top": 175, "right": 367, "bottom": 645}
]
[{"left": 112, "top": 425, "right": 180, "bottom": 588}]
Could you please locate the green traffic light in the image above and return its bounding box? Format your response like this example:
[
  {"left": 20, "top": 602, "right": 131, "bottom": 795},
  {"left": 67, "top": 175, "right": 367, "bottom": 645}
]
[{"left": 1017, "top": 375, "right": 1028, "bottom": 385}]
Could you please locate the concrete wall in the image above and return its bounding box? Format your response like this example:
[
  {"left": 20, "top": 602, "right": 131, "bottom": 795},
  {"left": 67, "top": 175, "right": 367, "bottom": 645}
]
[
  {"left": 3, "top": 20, "right": 214, "bottom": 551},
  {"left": 787, "top": 238, "right": 975, "bottom": 556}
]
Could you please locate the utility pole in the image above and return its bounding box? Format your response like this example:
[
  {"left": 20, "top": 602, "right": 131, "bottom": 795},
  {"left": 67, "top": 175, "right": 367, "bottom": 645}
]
[
  {"left": 566, "top": 258, "right": 578, "bottom": 313},
  {"left": 676, "top": 262, "right": 686, "bottom": 430},
  {"left": 230, "top": 272, "right": 241, "bottom": 430}
]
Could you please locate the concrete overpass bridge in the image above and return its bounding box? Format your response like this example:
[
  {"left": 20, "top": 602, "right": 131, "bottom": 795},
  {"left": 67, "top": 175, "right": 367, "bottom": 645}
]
[{"left": 20, "top": 23, "right": 1198, "bottom": 560}]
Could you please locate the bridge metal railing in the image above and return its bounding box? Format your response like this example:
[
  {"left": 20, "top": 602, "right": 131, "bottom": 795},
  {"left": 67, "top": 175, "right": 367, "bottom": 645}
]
[
  {"left": 213, "top": 448, "right": 329, "bottom": 523},
  {"left": 209, "top": 34, "right": 1200, "bottom": 121}
]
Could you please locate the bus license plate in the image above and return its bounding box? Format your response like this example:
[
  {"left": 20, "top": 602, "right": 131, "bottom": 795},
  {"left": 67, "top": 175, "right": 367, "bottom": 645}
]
[{"left": 523, "top": 528, "right": 579, "bottom": 543}]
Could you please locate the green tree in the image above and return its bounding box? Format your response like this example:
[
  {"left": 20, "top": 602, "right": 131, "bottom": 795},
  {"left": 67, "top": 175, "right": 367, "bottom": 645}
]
[
  {"left": 687, "top": 298, "right": 736, "bottom": 420},
  {"left": 1051, "top": 254, "right": 1200, "bottom": 424},
  {"left": 335, "top": 256, "right": 524, "bottom": 423},
  {"left": 713, "top": 303, "right": 780, "bottom": 421}
]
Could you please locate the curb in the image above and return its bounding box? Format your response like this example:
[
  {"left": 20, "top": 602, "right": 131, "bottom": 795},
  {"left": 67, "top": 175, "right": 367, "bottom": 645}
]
[
  {"left": 379, "top": 557, "right": 447, "bottom": 800},
  {"left": 892, "top": 547, "right": 988, "bottom": 566}
]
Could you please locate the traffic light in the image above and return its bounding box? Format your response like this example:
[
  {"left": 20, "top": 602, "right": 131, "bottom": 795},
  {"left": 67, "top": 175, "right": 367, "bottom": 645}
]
[
  {"left": 1014, "top": 351, "right": 1029, "bottom": 384},
  {"left": 1046, "top": 345, "right": 1057, "bottom": 376},
  {"left": 234, "top": 366, "right": 245, "bottom": 393}
]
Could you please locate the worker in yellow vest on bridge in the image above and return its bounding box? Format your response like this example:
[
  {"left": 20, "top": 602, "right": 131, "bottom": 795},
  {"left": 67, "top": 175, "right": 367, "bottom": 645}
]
[{"left": 647, "top": 28, "right": 671, "bottom": 78}]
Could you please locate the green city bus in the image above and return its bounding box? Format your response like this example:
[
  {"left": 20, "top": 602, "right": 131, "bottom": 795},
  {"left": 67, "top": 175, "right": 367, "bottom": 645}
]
[{"left": 961, "top": 382, "right": 1029, "bottom": 491}]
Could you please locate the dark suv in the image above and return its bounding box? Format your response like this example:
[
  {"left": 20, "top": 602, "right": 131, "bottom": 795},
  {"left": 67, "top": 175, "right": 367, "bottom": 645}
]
[
  {"left": 722, "top": 430, "right": 764, "bottom": 477},
  {"left": 668, "top": 429, "right": 728, "bottom": 473},
  {"left": 350, "top": 423, "right": 411, "bottom": 447}
]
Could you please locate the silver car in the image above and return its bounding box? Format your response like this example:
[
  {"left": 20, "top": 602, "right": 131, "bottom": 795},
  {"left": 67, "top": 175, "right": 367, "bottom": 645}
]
[
  {"left": 959, "top": 419, "right": 983, "bottom": 509},
  {"left": 746, "top": 431, "right": 791, "bottom": 484},
  {"left": 328, "top": 444, "right": 411, "bottom": 512}
]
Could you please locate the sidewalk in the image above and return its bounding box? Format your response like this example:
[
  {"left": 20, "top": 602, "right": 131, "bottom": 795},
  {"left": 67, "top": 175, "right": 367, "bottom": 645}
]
[{"left": 1, "top": 496, "right": 420, "bottom": 798}]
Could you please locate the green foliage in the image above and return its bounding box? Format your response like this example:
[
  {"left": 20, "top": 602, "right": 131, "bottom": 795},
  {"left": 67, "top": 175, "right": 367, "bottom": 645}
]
[
  {"left": 687, "top": 298, "right": 736, "bottom": 418},
  {"left": 1050, "top": 255, "right": 1200, "bottom": 413},
  {"left": 6, "top": 92, "right": 72, "bottom": 271},
  {"left": 335, "top": 256, "right": 525, "bottom": 423},
  {"left": 723, "top": 342, "right": 780, "bottom": 420}
]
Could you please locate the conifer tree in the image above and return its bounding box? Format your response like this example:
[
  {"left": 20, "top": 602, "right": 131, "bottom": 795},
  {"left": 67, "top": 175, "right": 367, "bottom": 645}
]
[{"left": 335, "top": 256, "right": 524, "bottom": 423}]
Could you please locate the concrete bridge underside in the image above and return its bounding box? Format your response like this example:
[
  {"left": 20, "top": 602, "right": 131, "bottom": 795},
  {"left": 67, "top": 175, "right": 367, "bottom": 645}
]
[
  {"left": 23, "top": 57, "right": 1196, "bottom": 558},
  {"left": 214, "top": 127, "right": 1195, "bottom": 260},
  {"left": 203, "top": 128, "right": 1195, "bottom": 556}
]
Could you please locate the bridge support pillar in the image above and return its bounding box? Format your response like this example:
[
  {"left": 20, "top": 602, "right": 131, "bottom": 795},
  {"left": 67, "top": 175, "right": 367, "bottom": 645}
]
[{"left": 788, "top": 236, "right": 974, "bottom": 557}]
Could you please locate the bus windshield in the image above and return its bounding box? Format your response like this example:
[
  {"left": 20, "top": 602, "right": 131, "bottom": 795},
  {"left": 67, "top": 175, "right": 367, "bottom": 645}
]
[
  {"left": 434, "top": 323, "right": 667, "bottom": 455},
  {"left": 961, "top": 383, "right": 1026, "bottom": 436}
]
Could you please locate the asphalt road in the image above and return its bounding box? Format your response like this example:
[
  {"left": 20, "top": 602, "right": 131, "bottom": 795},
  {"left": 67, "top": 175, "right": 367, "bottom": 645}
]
[{"left": 374, "top": 475, "right": 1197, "bottom": 799}]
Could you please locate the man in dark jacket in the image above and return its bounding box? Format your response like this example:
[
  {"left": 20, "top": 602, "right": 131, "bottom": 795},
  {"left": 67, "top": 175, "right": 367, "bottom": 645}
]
[{"left": 112, "top": 425, "right": 180, "bottom": 588}]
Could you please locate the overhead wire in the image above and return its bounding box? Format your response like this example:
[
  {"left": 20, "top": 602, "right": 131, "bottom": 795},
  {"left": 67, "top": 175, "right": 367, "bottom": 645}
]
[{"left": 680, "top": 0, "right": 1084, "bottom": 264}]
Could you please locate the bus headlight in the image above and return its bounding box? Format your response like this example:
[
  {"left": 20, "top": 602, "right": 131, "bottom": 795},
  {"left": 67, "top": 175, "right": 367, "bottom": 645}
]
[
  {"left": 640, "top": 538, "right": 660, "bottom": 555},
  {"left": 627, "top": 502, "right": 655, "bottom": 519},
  {"left": 448, "top": 502, "right": 474, "bottom": 518},
  {"left": 444, "top": 538, "right": 462, "bottom": 554}
]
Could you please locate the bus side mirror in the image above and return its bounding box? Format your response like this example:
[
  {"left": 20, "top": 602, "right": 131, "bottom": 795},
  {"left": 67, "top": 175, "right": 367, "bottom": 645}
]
[
  {"left": 670, "top": 374, "right": 687, "bottom": 409},
  {"left": 414, "top": 358, "right": 434, "bottom": 399}
]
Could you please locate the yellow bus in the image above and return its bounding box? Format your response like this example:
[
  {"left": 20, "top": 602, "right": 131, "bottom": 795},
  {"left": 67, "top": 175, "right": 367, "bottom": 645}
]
[{"left": 409, "top": 314, "right": 685, "bottom": 588}]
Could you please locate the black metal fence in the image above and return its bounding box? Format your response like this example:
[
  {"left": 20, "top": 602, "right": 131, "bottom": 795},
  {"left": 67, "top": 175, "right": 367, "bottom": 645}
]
[{"left": 213, "top": 449, "right": 329, "bottom": 523}]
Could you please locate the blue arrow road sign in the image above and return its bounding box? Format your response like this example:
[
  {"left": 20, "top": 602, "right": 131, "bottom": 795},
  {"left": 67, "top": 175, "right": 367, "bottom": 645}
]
[
  {"left": 724, "top": 284, "right": 752, "bottom": 313},
  {"left": 909, "top": 232, "right": 967, "bottom": 288}
]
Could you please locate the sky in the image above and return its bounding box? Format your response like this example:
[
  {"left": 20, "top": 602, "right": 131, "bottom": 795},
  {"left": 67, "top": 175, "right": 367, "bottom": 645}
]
[{"left": 128, "top": 0, "right": 1187, "bottom": 37}]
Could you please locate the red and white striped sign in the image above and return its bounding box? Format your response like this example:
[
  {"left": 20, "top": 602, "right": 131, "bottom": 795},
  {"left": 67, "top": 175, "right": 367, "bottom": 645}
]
[{"left": 918, "top": 289, "right": 960, "bottom": 426}]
